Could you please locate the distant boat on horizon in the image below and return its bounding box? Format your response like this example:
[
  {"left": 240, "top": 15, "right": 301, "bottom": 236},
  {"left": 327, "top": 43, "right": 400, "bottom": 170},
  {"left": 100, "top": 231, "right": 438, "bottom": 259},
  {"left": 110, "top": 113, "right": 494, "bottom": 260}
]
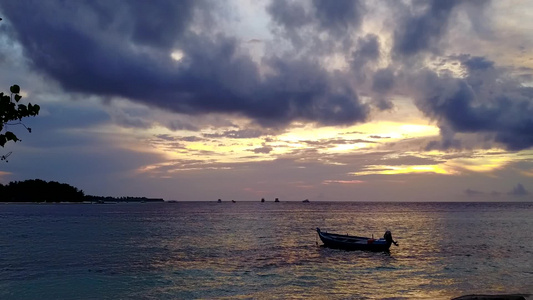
[
  {"left": 232, "top": 200, "right": 236, "bottom": 203},
  {"left": 261, "top": 198, "right": 265, "bottom": 202},
  {"left": 217, "top": 199, "right": 222, "bottom": 203},
  {"left": 274, "top": 198, "right": 280, "bottom": 202},
  {"left": 302, "top": 199, "right": 310, "bottom": 203}
]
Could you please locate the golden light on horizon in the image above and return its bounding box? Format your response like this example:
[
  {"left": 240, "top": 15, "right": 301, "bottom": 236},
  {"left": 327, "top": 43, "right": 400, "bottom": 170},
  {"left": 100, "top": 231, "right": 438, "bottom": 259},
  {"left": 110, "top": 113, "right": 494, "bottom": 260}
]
[
  {"left": 124, "top": 113, "right": 531, "bottom": 180},
  {"left": 128, "top": 118, "right": 444, "bottom": 177},
  {"left": 351, "top": 164, "right": 456, "bottom": 176},
  {"left": 446, "top": 156, "right": 513, "bottom": 173},
  {"left": 353, "top": 121, "right": 439, "bottom": 140},
  {"left": 399, "top": 124, "right": 439, "bottom": 136}
]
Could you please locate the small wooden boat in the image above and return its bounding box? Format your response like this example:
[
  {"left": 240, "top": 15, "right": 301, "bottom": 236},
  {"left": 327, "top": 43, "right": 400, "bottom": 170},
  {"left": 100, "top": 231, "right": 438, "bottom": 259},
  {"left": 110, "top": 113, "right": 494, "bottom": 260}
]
[{"left": 316, "top": 228, "right": 398, "bottom": 251}]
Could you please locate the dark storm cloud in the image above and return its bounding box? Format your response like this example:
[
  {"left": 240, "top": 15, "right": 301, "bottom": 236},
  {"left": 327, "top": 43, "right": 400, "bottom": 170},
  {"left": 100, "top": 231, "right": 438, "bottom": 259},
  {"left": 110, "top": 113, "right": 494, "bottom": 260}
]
[
  {"left": 312, "top": 0, "right": 364, "bottom": 38},
  {"left": 267, "top": 0, "right": 364, "bottom": 36},
  {"left": 351, "top": 34, "right": 380, "bottom": 75},
  {"left": 266, "top": 0, "right": 308, "bottom": 49},
  {"left": 0, "top": 0, "right": 369, "bottom": 129},
  {"left": 371, "top": 67, "right": 395, "bottom": 110},
  {"left": 267, "top": 0, "right": 365, "bottom": 52},
  {"left": 372, "top": 68, "right": 395, "bottom": 93},
  {"left": 267, "top": 0, "right": 310, "bottom": 30},
  {"left": 461, "top": 56, "right": 494, "bottom": 71},
  {"left": 256, "top": 57, "right": 369, "bottom": 126},
  {"left": 393, "top": 0, "right": 460, "bottom": 56},
  {"left": 127, "top": 0, "right": 196, "bottom": 49},
  {"left": 414, "top": 62, "right": 533, "bottom": 150}
]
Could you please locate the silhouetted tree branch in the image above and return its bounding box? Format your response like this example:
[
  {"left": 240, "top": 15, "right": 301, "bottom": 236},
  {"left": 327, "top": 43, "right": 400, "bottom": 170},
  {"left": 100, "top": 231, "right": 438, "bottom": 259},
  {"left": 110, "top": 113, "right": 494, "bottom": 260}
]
[
  {"left": 1, "top": 17, "right": 41, "bottom": 161},
  {"left": 1, "top": 85, "right": 40, "bottom": 161}
]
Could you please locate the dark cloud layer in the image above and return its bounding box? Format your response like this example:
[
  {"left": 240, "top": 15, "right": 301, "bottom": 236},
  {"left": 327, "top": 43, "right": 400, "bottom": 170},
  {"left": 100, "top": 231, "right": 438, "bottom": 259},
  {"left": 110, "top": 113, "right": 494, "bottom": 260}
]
[
  {"left": 267, "top": 0, "right": 364, "bottom": 48},
  {"left": 386, "top": 1, "right": 533, "bottom": 151},
  {"left": 393, "top": 0, "right": 460, "bottom": 57},
  {"left": 414, "top": 60, "right": 533, "bottom": 150},
  {"left": 1, "top": 0, "right": 532, "bottom": 151},
  {"left": 312, "top": 0, "right": 364, "bottom": 38},
  {"left": 0, "top": 0, "right": 369, "bottom": 129}
]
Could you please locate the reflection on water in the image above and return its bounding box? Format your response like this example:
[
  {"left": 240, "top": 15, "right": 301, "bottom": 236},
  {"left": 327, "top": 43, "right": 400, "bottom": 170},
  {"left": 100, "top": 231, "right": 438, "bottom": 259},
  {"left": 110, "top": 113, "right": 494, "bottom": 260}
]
[{"left": 0, "top": 202, "right": 532, "bottom": 299}]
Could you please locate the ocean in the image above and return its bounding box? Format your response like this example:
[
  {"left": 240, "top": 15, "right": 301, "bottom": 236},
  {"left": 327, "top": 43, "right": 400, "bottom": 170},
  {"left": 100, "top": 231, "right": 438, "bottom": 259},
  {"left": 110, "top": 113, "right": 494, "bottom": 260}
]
[{"left": 1, "top": 201, "right": 532, "bottom": 299}]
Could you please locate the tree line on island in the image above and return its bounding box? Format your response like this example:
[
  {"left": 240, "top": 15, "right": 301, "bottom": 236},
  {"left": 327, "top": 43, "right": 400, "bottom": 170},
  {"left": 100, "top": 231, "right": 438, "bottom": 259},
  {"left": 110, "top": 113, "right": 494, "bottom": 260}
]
[{"left": 0, "top": 179, "right": 164, "bottom": 203}]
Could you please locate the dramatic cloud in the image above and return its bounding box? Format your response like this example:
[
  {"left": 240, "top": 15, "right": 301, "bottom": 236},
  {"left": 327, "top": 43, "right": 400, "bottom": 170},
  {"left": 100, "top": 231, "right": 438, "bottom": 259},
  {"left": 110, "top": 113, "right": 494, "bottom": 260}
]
[
  {"left": 312, "top": 0, "right": 365, "bottom": 38},
  {"left": 460, "top": 55, "right": 495, "bottom": 71},
  {"left": 412, "top": 56, "right": 533, "bottom": 151},
  {"left": 2, "top": 0, "right": 529, "bottom": 150},
  {"left": 371, "top": 67, "right": 395, "bottom": 110},
  {"left": 1, "top": 0, "right": 369, "bottom": 129},
  {"left": 351, "top": 34, "right": 381, "bottom": 81},
  {"left": 1, "top": 0, "right": 532, "bottom": 201},
  {"left": 267, "top": 0, "right": 364, "bottom": 49},
  {"left": 393, "top": 0, "right": 460, "bottom": 57}
]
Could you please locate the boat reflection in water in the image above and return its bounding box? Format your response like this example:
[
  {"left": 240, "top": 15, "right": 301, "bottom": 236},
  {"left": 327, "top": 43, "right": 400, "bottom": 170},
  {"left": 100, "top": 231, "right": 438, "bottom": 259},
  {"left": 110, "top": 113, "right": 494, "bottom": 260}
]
[{"left": 316, "top": 228, "right": 398, "bottom": 252}]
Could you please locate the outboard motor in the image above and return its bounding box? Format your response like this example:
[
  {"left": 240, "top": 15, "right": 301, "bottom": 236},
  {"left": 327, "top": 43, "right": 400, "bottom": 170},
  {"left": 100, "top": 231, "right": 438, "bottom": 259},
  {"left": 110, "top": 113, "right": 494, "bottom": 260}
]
[{"left": 384, "top": 231, "right": 399, "bottom": 246}]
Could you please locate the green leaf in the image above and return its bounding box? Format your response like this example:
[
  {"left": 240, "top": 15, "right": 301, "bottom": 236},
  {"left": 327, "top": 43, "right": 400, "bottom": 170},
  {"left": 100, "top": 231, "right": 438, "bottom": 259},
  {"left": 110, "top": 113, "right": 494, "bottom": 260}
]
[
  {"left": 14, "top": 94, "right": 22, "bottom": 102},
  {"left": 10, "top": 85, "right": 20, "bottom": 94},
  {"left": 0, "top": 135, "right": 6, "bottom": 147}
]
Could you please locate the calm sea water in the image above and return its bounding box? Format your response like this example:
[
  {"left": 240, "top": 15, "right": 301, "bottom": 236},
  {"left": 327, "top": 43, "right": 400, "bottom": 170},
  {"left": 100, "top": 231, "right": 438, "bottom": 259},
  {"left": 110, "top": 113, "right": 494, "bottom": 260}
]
[{"left": 1, "top": 202, "right": 532, "bottom": 299}]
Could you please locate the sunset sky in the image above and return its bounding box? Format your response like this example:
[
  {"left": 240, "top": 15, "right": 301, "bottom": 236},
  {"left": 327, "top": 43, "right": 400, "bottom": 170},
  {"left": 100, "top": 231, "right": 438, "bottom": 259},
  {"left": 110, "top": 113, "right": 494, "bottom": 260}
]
[{"left": 0, "top": 0, "right": 532, "bottom": 201}]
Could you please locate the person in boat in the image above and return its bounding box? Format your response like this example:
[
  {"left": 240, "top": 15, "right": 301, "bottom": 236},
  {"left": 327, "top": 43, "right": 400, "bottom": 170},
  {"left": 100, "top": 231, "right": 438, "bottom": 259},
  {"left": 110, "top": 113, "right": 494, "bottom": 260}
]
[{"left": 384, "top": 231, "right": 399, "bottom": 246}]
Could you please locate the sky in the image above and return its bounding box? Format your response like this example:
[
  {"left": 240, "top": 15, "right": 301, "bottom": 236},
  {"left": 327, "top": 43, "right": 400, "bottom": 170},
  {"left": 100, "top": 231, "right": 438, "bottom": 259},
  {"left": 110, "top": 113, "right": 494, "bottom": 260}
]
[{"left": 0, "top": 0, "right": 532, "bottom": 201}]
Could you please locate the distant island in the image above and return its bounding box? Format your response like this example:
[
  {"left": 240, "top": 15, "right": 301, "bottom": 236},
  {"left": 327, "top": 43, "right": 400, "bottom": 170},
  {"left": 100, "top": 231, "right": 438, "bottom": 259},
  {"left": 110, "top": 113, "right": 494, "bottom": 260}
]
[{"left": 0, "top": 179, "right": 164, "bottom": 203}]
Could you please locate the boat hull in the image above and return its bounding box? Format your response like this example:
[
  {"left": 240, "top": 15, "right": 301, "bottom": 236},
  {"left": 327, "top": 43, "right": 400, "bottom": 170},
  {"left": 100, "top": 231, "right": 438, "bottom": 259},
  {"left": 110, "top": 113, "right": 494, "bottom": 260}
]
[{"left": 316, "top": 228, "right": 392, "bottom": 252}]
